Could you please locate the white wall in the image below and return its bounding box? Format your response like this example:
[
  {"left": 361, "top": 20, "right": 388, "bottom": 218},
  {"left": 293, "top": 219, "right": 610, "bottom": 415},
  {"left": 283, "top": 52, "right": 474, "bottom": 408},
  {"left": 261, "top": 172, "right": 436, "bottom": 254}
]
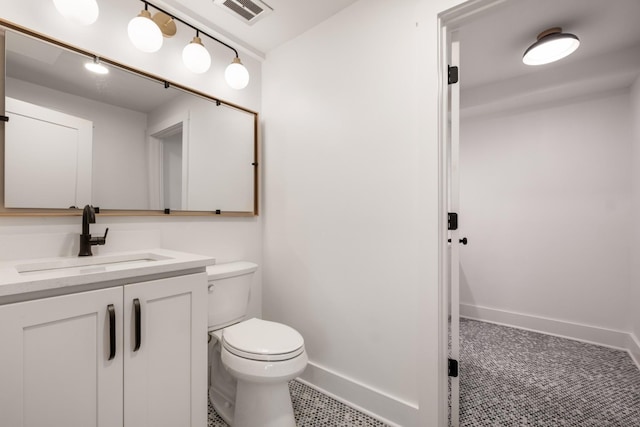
[
  {"left": 2, "top": 0, "right": 469, "bottom": 425},
  {"left": 0, "top": 0, "right": 263, "bottom": 319},
  {"left": 262, "top": 0, "right": 463, "bottom": 425},
  {"left": 459, "top": 91, "right": 633, "bottom": 335},
  {"left": 630, "top": 76, "right": 640, "bottom": 363}
]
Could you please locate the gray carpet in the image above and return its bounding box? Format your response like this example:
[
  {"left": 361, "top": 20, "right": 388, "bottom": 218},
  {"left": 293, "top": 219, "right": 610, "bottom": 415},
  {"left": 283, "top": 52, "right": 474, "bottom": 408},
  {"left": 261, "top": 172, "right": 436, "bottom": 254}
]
[
  {"left": 459, "top": 318, "right": 640, "bottom": 426},
  {"left": 208, "top": 380, "right": 389, "bottom": 426}
]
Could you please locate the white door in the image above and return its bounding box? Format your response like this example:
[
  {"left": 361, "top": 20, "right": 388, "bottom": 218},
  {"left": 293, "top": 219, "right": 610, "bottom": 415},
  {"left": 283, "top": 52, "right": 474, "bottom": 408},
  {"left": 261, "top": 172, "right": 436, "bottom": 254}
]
[
  {"left": 123, "top": 273, "right": 208, "bottom": 427},
  {"left": 4, "top": 97, "right": 93, "bottom": 209},
  {"left": 447, "top": 38, "right": 462, "bottom": 427},
  {"left": 0, "top": 287, "right": 124, "bottom": 427}
]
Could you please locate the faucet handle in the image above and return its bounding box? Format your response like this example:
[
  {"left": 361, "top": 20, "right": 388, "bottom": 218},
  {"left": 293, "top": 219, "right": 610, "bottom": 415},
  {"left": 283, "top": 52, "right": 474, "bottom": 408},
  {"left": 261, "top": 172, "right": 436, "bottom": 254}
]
[{"left": 94, "top": 227, "right": 109, "bottom": 246}]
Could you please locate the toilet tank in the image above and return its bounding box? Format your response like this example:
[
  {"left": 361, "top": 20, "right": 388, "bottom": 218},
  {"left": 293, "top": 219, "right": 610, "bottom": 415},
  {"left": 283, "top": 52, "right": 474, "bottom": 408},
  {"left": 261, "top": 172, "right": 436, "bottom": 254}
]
[{"left": 206, "top": 261, "right": 258, "bottom": 331}]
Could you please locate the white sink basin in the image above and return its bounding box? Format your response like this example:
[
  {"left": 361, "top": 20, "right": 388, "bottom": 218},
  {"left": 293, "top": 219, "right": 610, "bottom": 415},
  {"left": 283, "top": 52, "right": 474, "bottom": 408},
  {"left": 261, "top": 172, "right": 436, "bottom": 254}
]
[
  {"left": 16, "top": 252, "right": 172, "bottom": 276},
  {"left": 0, "top": 249, "right": 215, "bottom": 301}
]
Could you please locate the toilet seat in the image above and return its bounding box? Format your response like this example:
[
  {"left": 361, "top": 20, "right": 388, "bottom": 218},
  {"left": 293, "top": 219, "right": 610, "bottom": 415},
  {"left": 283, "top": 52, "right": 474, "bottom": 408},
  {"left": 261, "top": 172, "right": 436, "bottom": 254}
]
[{"left": 222, "top": 318, "right": 304, "bottom": 362}]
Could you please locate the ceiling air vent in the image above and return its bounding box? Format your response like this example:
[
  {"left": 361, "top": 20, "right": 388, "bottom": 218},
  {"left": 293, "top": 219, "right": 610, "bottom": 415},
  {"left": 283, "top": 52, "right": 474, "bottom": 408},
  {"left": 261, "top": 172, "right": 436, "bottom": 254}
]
[{"left": 213, "top": 0, "right": 273, "bottom": 25}]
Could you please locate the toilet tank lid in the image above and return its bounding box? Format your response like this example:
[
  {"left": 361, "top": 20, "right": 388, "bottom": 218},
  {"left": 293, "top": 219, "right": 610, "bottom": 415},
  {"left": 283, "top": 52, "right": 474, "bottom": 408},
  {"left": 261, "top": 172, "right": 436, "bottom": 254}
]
[{"left": 206, "top": 261, "right": 258, "bottom": 280}]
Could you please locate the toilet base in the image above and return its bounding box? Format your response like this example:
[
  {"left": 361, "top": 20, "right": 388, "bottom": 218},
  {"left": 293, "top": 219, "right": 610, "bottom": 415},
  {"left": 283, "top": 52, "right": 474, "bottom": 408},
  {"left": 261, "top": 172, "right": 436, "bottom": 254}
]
[
  {"left": 233, "top": 379, "right": 296, "bottom": 427},
  {"left": 209, "top": 386, "right": 234, "bottom": 425},
  {"left": 209, "top": 334, "right": 236, "bottom": 425}
]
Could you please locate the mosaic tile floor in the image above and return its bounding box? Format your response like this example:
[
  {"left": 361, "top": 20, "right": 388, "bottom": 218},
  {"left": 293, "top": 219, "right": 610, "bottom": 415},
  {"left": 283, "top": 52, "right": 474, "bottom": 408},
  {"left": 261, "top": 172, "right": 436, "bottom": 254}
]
[
  {"left": 459, "top": 318, "right": 640, "bottom": 426},
  {"left": 208, "top": 380, "right": 389, "bottom": 427}
]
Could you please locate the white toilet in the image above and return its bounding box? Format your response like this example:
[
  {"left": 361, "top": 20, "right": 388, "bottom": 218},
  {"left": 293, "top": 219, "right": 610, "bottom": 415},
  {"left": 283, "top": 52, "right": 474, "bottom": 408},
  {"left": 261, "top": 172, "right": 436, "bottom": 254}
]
[{"left": 207, "top": 262, "right": 308, "bottom": 427}]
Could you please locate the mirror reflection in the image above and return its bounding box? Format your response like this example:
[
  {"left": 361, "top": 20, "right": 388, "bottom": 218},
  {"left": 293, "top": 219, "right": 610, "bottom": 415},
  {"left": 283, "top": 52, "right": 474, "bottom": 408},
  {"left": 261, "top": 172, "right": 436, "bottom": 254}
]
[{"left": 3, "top": 29, "right": 257, "bottom": 214}]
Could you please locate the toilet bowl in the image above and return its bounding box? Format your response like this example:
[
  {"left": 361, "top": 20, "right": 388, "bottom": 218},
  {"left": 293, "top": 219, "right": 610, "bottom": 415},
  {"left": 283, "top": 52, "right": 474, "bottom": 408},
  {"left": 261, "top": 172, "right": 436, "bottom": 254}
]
[{"left": 207, "top": 262, "right": 307, "bottom": 427}]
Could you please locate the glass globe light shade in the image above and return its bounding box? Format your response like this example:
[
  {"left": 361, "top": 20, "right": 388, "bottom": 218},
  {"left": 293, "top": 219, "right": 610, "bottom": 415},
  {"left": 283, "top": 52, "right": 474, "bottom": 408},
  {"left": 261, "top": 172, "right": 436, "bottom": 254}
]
[
  {"left": 523, "top": 29, "right": 580, "bottom": 66},
  {"left": 182, "top": 37, "right": 211, "bottom": 74},
  {"left": 225, "top": 57, "right": 250, "bottom": 90},
  {"left": 52, "top": 0, "right": 99, "bottom": 26},
  {"left": 128, "top": 10, "right": 163, "bottom": 53}
]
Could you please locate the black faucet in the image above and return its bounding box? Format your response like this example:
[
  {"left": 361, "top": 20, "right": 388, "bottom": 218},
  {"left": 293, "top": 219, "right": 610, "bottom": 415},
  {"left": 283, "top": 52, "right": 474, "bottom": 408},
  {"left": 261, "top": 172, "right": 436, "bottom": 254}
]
[{"left": 79, "top": 205, "right": 109, "bottom": 256}]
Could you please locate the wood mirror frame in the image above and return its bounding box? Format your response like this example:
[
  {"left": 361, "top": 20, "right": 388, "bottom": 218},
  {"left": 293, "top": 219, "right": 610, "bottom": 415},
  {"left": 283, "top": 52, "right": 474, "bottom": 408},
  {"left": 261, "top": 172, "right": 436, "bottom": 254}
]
[{"left": 0, "top": 19, "right": 259, "bottom": 218}]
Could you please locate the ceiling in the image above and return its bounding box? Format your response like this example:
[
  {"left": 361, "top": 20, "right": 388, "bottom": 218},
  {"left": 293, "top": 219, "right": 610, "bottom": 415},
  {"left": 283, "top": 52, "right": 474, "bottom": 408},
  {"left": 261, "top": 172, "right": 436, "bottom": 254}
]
[
  {"left": 10, "top": 0, "right": 640, "bottom": 116},
  {"left": 159, "top": 0, "right": 359, "bottom": 59},
  {"left": 450, "top": 0, "right": 640, "bottom": 114},
  {"left": 153, "top": 0, "right": 640, "bottom": 112}
]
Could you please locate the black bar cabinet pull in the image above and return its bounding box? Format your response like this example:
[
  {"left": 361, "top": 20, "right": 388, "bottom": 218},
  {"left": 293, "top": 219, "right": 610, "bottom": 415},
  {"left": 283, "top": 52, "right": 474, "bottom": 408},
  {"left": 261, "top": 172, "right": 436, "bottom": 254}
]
[
  {"left": 107, "top": 304, "right": 116, "bottom": 361},
  {"left": 133, "top": 298, "right": 141, "bottom": 352}
]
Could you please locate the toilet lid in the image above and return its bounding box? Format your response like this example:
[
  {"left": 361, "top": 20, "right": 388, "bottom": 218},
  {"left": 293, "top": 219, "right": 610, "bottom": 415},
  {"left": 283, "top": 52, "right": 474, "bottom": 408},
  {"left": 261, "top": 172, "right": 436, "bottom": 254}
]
[{"left": 222, "top": 318, "right": 305, "bottom": 362}]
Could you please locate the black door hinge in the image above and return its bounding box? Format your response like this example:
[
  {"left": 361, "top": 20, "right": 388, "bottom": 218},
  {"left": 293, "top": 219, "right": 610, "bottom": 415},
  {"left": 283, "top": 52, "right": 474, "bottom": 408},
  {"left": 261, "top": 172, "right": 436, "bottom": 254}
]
[
  {"left": 0, "top": 115, "right": 9, "bottom": 122},
  {"left": 448, "top": 212, "right": 458, "bottom": 230},
  {"left": 448, "top": 66, "right": 459, "bottom": 85},
  {"left": 448, "top": 358, "right": 459, "bottom": 377}
]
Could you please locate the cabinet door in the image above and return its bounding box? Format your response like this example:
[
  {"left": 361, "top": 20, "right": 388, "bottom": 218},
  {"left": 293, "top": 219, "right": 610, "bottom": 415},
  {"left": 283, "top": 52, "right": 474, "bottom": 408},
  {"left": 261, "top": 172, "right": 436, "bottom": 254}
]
[
  {"left": 123, "top": 272, "right": 208, "bottom": 427},
  {"left": 0, "top": 287, "right": 123, "bottom": 427}
]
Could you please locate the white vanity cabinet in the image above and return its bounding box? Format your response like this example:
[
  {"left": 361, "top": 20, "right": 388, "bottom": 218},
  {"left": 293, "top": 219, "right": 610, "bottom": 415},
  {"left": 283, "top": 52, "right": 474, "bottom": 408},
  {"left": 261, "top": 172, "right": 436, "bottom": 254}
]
[
  {"left": 0, "top": 286, "right": 123, "bottom": 427},
  {"left": 123, "top": 273, "right": 208, "bottom": 427},
  {"left": 0, "top": 272, "right": 208, "bottom": 427}
]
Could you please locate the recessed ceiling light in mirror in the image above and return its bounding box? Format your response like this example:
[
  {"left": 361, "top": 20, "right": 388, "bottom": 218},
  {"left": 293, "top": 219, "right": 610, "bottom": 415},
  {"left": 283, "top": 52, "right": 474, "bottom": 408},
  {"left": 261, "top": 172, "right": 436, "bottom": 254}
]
[
  {"left": 523, "top": 27, "right": 580, "bottom": 66},
  {"left": 84, "top": 57, "right": 109, "bottom": 74}
]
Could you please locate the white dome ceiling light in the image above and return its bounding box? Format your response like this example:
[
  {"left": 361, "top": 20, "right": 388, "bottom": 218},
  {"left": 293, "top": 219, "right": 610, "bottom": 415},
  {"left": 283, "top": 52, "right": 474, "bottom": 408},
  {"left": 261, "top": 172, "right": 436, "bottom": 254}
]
[
  {"left": 52, "top": 0, "right": 99, "bottom": 26},
  {"left": 523, "top": 27, "right": 580, "bottom": 66}
]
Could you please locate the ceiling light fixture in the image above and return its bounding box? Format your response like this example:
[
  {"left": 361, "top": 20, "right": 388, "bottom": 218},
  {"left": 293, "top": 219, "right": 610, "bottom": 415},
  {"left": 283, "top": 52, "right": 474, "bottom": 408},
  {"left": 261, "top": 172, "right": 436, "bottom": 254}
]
[
  {"left": 129, "top": 0, "right": 250, "bottom": 89},
  {"left": 183, "top": 32, "right": 211, "bottom": 74},
  {"left": 52, "top": 0, "right": 99, "bottom": 26},
  {"left": 523, "top": 27, "right": 580, "bottom": 66},
  {"left": 84, "top": 57, "right": 109, "bottom": 74}
]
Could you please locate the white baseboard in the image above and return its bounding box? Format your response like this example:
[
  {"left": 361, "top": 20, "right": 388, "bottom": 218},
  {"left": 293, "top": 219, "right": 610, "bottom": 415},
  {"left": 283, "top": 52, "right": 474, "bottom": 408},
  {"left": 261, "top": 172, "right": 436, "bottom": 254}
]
[
  {"left": 627, "top": 333, "right": 640, "bottom": 370},
  {"left": 297, "top": 362, "right": 419, "bottom": 427},
  {"left": 460, "top": 303, "right": 630, "bottom": 350}
]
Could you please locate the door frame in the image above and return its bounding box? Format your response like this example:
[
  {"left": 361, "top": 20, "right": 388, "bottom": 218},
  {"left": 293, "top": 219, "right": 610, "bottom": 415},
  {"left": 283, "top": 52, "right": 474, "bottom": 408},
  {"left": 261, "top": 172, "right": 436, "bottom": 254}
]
[
  {"left": 147, "top": 113, "right": 190, "bottom": 210},
  {"left": 437, "top": 0, "right": 506, "bottom": 424}
]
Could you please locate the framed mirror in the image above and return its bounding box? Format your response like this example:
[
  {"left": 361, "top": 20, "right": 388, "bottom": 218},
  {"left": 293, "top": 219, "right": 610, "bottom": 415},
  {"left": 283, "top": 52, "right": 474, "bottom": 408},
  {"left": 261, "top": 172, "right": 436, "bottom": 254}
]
[{"left": 0, "top": 20, "right": 258, "bottom": 217}]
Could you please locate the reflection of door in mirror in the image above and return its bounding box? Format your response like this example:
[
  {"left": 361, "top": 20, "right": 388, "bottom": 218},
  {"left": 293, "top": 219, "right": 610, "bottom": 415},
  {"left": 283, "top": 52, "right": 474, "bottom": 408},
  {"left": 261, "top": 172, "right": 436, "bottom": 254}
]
[
  {"left": 147, "top": 95, "right": 255, "bottom": 212},
  {"left": 4, "top": 97, "right": 92, "bottom": 209},
  {"left": 161, "top": 130, "right": 183, "bottom": 211},
  {"left": 147, "top": 118, "right": 186, "bottom": 211}
]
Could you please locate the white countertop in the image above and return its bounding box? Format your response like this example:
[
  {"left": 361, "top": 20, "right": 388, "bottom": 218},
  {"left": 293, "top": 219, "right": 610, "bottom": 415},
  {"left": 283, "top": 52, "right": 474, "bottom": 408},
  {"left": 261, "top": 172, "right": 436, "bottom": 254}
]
[{"left": 0, "top": 248, "right": 215, "bottom": 300}]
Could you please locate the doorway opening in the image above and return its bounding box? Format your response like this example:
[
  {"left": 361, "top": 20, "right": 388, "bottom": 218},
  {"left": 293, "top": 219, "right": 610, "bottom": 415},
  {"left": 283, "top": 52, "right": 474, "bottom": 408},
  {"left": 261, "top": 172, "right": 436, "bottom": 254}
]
[
  {"left": 152, "top": 123, "right": 184, "bottom": 211},
  {"left": 439, "top": 0, "right": 640, "bottom": 425}
]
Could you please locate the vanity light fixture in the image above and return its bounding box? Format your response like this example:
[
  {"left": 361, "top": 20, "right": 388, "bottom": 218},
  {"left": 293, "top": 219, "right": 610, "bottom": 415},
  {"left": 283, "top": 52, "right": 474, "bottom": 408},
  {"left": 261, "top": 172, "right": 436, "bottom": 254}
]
[
  {"left": 129, "top": 0, "right": 250, "bottom": 89},
  {"left": 225, "top": 57, "right": 250, "bottom": 89},
  {"left": 128, "top": 3, "right": 164, "bottom": 53},
  {"left": 52, "top": 0, "right": 99, "bottom": 26},
  {"left": 523, "top": 27, "right": 580, "bottom": 66},
  {"left": 182, "top": 32, "right": 211, "bottom": 74},
  {"left": 84, "top": 57, "right": 109, "bottom": 74}
]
